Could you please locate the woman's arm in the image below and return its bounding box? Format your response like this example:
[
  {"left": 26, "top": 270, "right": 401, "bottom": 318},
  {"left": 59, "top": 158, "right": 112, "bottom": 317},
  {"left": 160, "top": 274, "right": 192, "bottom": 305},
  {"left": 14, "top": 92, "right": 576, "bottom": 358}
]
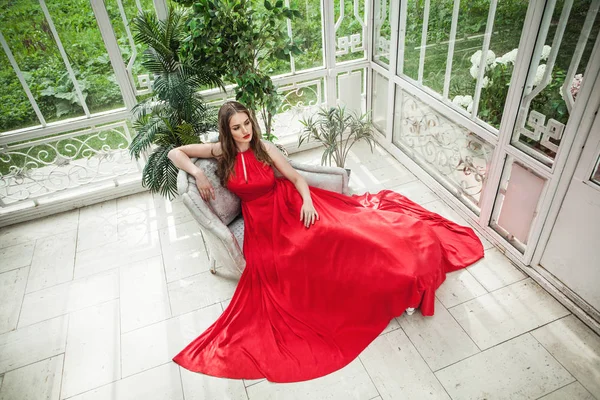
[
  {"left": 265, "top": 143, "right": 319, "bottom": 228},
  {"left": 168, "top": 143, "right": 221, "bottom": 201}
]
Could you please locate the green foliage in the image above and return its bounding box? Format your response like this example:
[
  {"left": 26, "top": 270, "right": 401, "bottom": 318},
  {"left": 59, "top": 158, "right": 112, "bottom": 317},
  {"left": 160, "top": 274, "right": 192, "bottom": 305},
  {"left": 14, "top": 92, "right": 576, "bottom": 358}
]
[
  {"left": 0, "top": 0, "right": 154, "bottom": 132},
  {"left": 477, "top": 62, "right": 569, "bottom": 130},
  {"left": 176, "top": 0, "right": 302, "bottom": 141},
  {"left": 299, "top": 106, "right": 374, "bottom": 168},
  {"left": 129, "top": 6, "right": 222, "bottom": 199}
]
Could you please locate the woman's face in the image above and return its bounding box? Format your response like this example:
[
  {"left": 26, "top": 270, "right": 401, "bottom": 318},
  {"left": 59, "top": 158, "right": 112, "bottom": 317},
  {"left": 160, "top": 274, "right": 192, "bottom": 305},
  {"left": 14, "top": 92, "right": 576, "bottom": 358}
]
[{"left": 228, "top": 112, "right": 253, "bottom": 146}]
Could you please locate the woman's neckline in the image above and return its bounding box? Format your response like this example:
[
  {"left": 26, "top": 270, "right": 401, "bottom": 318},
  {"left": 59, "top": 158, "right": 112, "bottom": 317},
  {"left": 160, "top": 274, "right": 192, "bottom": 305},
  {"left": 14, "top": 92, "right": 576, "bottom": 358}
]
[{"left": 237, "top": 147, "right": 251, "bottom": 154}]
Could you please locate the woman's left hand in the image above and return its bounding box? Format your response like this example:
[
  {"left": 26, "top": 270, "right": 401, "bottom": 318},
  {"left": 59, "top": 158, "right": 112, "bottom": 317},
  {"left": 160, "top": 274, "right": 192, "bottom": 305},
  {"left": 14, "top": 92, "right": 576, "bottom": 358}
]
[{"left": 300, "top": 201, "right": 319, "bottom": 228}]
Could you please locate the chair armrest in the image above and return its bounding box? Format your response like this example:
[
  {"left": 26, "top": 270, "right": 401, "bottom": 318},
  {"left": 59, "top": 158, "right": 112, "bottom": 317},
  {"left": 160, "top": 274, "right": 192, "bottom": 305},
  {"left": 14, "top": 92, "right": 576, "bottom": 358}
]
[{"left": 284, "top": 161, "right": 349, "bottom": 195}]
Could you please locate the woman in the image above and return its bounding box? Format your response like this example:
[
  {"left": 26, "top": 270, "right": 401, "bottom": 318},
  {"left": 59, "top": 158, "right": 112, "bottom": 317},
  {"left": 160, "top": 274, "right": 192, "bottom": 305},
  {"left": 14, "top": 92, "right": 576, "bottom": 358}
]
[{"left": 169, "top": 101, "right": 484, "bottom": 383}]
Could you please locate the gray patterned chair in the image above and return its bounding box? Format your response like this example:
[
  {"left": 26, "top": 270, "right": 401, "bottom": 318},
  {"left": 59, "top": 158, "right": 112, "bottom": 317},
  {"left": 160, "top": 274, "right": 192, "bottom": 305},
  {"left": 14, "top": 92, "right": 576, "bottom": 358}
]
[{"left": 177, "top": 155, "right": 349, "bottom": 276}]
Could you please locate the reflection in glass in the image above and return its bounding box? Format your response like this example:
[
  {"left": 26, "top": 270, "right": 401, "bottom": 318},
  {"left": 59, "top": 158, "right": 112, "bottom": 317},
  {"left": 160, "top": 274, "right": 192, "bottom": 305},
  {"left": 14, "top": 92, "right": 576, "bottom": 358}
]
[{"left": 512, "top": 0, "right": 599, "bottom": 165}]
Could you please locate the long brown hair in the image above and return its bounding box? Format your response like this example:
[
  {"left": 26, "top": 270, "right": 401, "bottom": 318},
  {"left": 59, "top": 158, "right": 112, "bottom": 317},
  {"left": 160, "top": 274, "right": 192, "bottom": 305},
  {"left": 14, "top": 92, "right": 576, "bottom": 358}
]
[{"left": 214, "top": 101, "right": 273, "bottom": 185}]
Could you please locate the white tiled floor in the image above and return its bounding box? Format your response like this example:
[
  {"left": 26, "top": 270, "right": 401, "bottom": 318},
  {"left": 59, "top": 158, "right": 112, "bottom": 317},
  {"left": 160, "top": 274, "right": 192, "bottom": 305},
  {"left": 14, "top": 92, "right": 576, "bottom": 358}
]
[{"left": 1, "top": 142, "right": 599, "bottom": 400}]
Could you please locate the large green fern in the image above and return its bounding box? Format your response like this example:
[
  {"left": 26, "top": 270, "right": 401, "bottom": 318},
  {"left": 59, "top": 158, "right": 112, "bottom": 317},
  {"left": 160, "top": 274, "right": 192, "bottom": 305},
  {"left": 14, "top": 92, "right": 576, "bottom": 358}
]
[{"left": 129, "top": 6, "right": 222, "bottom": 199}]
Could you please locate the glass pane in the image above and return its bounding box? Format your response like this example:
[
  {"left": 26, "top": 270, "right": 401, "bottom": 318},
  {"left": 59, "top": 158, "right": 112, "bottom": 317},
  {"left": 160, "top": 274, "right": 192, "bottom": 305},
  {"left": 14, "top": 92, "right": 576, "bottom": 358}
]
[
  {"left": 373, "top": 0, "right": 392, "bottom": 67},
  {"left": 371, "top": 72, "right": 389, "bottom": 133},
  {"left": 490, "top": 157, "right": 547, "bottom": 253},
  {"left": 46, "top": 0, "right": 125, "bottom": 114},
  {"left": 1, "top": 0, "right": 86, "bottom": 128},
  {"left": 0, "top": 0, "right": 126, "bottom": 133},
  {"left": 105, "top": 0, "right": 156, "bottom": 96},
  {"left": 512, "top": 0, "right": 600, "bottom": 165},
  {"left": 292, "top": 0, "right": 324, "bottom": 71},
  {"left": 393, "top": 87, "right": 494, "bottom": 212},
  {"left": 255, "top": 0, "right": 325, "bottom": 76},
  {"left": 399, "top": 0, "right": 426, "bottom": 80},
  {"left": 335, "top": 0, "right": 367, "bottom": 63},
  {"left": 337, "top": 68, "right": 366, "bottom": 115},
  {"left": 0, "top": 49, "right": 41, "bottom": 132},
  {"left": 274, "top": 77, "right": 325, "bottom": 138},
  {"left": 398, "top": 0, "right": 529, "bottom": 129},
  {"left": 420, "top": 0, "right": 454, "bottom": 93},
  {"left": 457, "top": 1, "right": 528, "bottom": 128}
]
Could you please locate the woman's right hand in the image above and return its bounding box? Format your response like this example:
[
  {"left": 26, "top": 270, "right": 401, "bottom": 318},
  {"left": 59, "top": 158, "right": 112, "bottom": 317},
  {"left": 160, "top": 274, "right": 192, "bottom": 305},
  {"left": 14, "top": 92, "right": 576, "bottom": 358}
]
[{"left": 194, "top": 172, "right": 215, "bottom": 201}]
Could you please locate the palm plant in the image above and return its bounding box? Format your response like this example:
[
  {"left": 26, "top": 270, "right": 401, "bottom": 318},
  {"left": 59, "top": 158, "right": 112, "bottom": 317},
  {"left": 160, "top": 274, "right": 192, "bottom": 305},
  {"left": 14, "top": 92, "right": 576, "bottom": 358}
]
[
  {"left": 299, "top": 106, "right": 374, "bottom": 168},
  {"left": 129, "top": 6, "right": 222, "bottom": 199}
]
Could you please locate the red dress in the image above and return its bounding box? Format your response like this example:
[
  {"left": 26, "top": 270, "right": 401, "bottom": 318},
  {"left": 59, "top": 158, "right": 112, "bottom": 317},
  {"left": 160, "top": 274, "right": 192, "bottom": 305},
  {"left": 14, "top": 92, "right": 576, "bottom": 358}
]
[{"left": 173, "top": 149, "right": 484, "bottom": 382}]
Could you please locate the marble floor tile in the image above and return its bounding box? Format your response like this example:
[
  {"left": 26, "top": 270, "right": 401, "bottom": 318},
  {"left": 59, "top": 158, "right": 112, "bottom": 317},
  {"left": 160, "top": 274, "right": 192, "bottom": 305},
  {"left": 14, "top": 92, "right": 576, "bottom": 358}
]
[
  {"left": 18, "top": 269, "right": 119, "bottom": 328},
  {"left": 116, "top": 191, "right": 156, "bottom": 218},
  {"left": 118, "top": 196, "right": 193, "bottom": 235},
  {"left": 369, "top": 163, "right": 418, "bottom": 189},
  {"left": 159, "top": 220, "right": 210, "bottom": 283},
  {"left": 449, "top": 278, "right": 570, "bottom": 350},
  {"left": 0, "top": 267, "right": 28, "bottom": 334},
  {"left": 167, "top": 269, "right": 239, "bottom": 316},
  {"left": 121, "top": 303, "right": 222, "bottom": 377},
  {"left": 539, "top": 382, "right": 595, "bottom": 400},
  {"left": 435, "top": 269, "right": 487, "bottom": 309},
  {"left": 76, "top": 217, "right": 118, "bottom": 252},
  {"left": 390, "top": 180, "right": 439, "bottom": 205},
  {"left": 247, "top": 359, "right": 378, "bottom": 400},
  {"left": 380, "top": 317, "right": 401, "bottom": 336},
  {"left": 0, "top": 354, "right": 63, "bottom": 400},
  {"left": 77, "top": 200, "right": 119, "bottom": 252},
  {"left": 180, "top": 366, "right": 248, "bottom": 400},
  {"left": 0, "top": 242, "right": 35, "bottom": 274},
  {"left": 0, "top": 315, "right": 68, "bottom": 374},
  {"left": 244, "top": 378, "right": 265, "bottom": 388},
  {"left": 66, "top": 363, "right": 183, "bottom": 400},
  {"left": 398, "top": 298, "right": 480, "bottom": 371},
  {"left": 79, "top": 198, "right": 116, "bottom": 220},
  {"left": 467, "top": 248, "right": 527, "bottom": 292},
  {"left": 120, "top": 256, "right": 171, "bottom": 333},
  {"left": 61, "top": 299, "right": 121, "bottom": 399},
  {"left": 26, "top": 230, "right": 76, "bottom": 294},
  {"left": 74, "top": 228, "right": 161, "bottom": 279},
  {"left": 220, "top": 298, "right": 231, "bottom": 311},
  {"left": 359, "top": 329, "right": 450, "bottom": 400},
  {"left": 532, "top": 315, "right": 600, "bottom": 398},
  {"left": 0, "top": 210, "right": 79, "bottom": 250},
  {"left": 435, "top": 334, "right": 574, "bottom": 400}
]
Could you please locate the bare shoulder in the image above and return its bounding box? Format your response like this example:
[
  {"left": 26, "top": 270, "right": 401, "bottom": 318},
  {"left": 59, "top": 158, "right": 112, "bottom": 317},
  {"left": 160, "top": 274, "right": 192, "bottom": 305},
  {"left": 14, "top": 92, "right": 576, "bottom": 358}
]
[{"left": 262, "top": 141, "right": 282, "bottom": 158}]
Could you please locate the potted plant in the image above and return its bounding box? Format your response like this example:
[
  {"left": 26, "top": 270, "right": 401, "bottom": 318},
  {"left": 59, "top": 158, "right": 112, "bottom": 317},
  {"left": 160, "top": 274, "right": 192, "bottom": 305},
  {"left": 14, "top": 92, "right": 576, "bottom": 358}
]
[
  {"left": 299, "top": 106, "right": 375, "bottom": 175},
  {"left": 128, "top": 7, "right": 222, "bottom": 199},
  {"left": 175, "top": 0, "right": 302, "bottom": 142}
]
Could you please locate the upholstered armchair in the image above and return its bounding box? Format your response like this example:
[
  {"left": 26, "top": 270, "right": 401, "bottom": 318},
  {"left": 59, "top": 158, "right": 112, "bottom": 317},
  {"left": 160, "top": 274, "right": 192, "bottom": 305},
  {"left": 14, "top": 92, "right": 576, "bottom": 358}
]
[{"left": 177, "top": 155, "right": 349, "bottom": 276}]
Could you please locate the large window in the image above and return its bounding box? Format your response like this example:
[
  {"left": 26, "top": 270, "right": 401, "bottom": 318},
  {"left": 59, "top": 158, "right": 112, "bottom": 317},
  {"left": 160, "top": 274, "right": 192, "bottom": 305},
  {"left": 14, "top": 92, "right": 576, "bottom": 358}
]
[{"left": 396, "top": 0, "right": 529, "bottom": 131}]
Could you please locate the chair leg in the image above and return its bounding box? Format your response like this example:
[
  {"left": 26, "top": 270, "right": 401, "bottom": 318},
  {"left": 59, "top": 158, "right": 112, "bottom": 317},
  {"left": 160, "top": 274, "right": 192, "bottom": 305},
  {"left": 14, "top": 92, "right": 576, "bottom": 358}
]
[{"left": 210, "top": 257, "right": 217, "bottom": 274}]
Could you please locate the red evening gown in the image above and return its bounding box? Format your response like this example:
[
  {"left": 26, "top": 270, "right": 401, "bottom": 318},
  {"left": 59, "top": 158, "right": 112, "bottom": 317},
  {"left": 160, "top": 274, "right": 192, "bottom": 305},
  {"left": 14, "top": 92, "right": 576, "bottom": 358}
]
[{"left": 173, "top": 149, "right": 484, "bottom": 382}]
